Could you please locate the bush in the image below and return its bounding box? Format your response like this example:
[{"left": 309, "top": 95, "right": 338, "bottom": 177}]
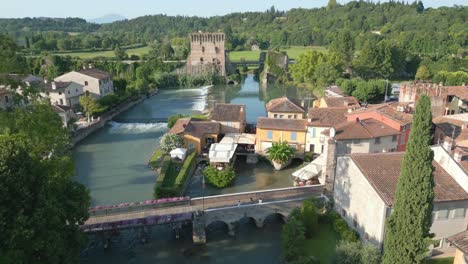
[
  {"left": 304, "top": 152, "right": 315, "bottom": 162},
  {"left": 282, "top": 217, "right": 306, "bottom": 262},
  {"left": 334, "top": 241, "right": 381, "bottom": 264},
  {"left": 267, "top": 140, "right": 296, "bottom": 164},
  {"left": 301, "top": 201, "right": 319, "bottom": 238},
  {"left": 159, "top": 133, "right": 184, "bottom": 153},
  {"left": 203, "top": 166, "right": 236, "bottom": 188},
  {"left": 167, "top": 114, "right": 188, "bottom": 129}
]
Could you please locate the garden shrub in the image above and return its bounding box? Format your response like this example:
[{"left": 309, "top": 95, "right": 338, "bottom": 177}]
[
  {"left": 159, "top": 133, "right": 184, "bottom": 153},
  {"left": 301, "top": 200, "right": 319, "bottom": 238},
  {"left": 203, "top": 166, "right": 236, "bottom": 188}
]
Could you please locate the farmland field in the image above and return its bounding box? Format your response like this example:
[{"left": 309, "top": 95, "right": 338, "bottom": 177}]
[{"left": 53, "top": 46, "right": 151, "bottom": 59}]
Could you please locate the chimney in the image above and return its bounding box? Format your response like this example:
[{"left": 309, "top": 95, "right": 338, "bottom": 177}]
[
  {"left": 51, "top": 81, "right": 56, "bottom": 90},
  {"left": 454, "top": 148, "right": 463, "bottom": 163},
  {"left": 442, "top": 138, "right": 453, "bottom": 152}
]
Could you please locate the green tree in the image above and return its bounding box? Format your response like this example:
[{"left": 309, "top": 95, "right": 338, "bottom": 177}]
[
  {"left": 301, "top": 200, "right": 319, "bottom": 238},
  {"left": 0, "top": 113, "right": 90, "bottom": 263},
  {"left": 79, "top": 93, "right": 99, "bottom": 123},
  {"left": 382, "top": 95, "right": 434, "bottom": 264},
  {"left": 203, "top": 166, "right": 236, "bottom": 188},
  {"left": 415, "top": 65, "right": 431, "bottom": 81},
  {"left": 330, "top": 30, "right": 354, "bottom": 67},
  {"left": 114, "top": 45, "right": 127, "bottom": 60},
  {"left": 327, "top": 0, "right": 338, "bottom": 10},
  {"left": 0, "top": 34, "right": 27, "bottom": 74},
  {"left": 159, "top": 133, "right": 184, "bottom": 153},
  {"left": 353, "top": 40, "right": 394, "bottom": 79},
  {"left": 334, "top": 241, "right": 381, "bottom": 264},
  {"left": 282, "top": 217, "right": 306, "bottom": 262}
]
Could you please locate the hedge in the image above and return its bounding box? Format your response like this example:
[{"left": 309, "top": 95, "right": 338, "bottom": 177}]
[{"left": 154, "top": 152, "right": 196, "bottom": 198}]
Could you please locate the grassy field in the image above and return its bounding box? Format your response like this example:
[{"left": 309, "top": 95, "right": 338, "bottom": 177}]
[
  {"left": 302, "top": 224, "right": 339, "bottom": 263},
  {"left": 228, "top": 46, "right": 327, "bottom": 62},
  {"left": 427, "top": 257, "right": 455, "bottom": 264},
  {"left": 53, "top": 46, "right": 151, "bottom": 59}
]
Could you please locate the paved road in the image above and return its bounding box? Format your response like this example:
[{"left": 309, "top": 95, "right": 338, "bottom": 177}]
[{"left": 84, "top": 185, "right": 323, "bottom": 226}]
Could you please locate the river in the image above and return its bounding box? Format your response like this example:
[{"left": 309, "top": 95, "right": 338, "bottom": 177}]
[{"left": 75, "top": 74, "right": 309, "bottom": 263}]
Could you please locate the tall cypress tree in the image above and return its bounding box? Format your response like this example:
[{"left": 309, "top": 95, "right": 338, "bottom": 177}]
[{"left": 382, "top": 95, "right": 434, "bottom": 264}]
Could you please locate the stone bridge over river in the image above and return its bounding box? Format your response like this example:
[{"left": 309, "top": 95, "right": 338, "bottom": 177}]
[{"left": 82, "top": 185, "right": 324, "bottom": 244}]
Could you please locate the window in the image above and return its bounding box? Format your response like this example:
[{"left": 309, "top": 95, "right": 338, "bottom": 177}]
[
  {"left": 311, "top": 127, "right": 316, "bottom": 137},
  {"left": 288, "top": 115, "right": 293, "bottom": 119},
  {"left": 84, "top": 81, "right": 88, "bottom": 86},
  {"left": 226, "top": 121, "right": 232, "bottom": 127},
  {"left": 294, "top": 115, "right": 297, "bottom": 119},
  {"left": 352, "top": 139, "right": 361, "bottom": 145},
  {"left": 202, "top": 46, "right": 205, "bottom": 52},
  {"left": 59, "top": 99, "right": 63, "bottom": 105},
  {"left": 76, "top": 89, "right": 78, "bottom": 93},
  {"left": 67, "top": 91, "right": 70, "bottom": 95},
  {"left": 400, "top": 132, "right": 406, "bottom": 144},
  {"left": 58, "top": 92, "right": 62, "bottom": 95},
  {"left": 279, "top": 115, "right": 284, "bottom": 118},
  {"left": 452, "top": 208, "right": 466, "bottom": 219},
  {"left": 437, "top": 209, "right": 449, "bottom": 220},
  {"left": 267, "top": 130, "right": 273, "bottom": 139},
  {"left": 291, "top": 132, "right": 297, "bottom": 141},
  {"left": 188, "top": 143, "right": 194, "bottom": 150},
  {"left": 274, "top": 114, "right": 278, "bottom": 118},
  {"left": 321, "top": 145, "right": 325, "bottom": 153},
  {"left": 310, "top": 144, "right": 315, "bottom": 153},
  {"left": 392, "top": 135, "right": 398, "bottom": 142},
  {"left": 4, "top": 95, "right": 8, "bottom": 103},
  {"left": 375, "top": 137, "right": 381, "bottom": 144}
]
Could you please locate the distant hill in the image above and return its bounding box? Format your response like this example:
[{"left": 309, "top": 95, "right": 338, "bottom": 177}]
[{"left": 88, "top": 14, "right": 126, "bottom": 24}]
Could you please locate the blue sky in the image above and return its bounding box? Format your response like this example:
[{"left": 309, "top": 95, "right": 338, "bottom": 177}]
[{"left": 0, "top": 0, "right": 466, "bottom": 19}]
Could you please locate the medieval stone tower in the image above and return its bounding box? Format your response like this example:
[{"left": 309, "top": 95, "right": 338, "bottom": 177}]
[{"left": 187, "top": 32, "right": 227, "bottom": 76}]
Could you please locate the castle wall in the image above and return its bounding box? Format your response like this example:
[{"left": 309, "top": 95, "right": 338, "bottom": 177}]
[{"left": 187, "top": 33, "right": 227, "bottom": 76}]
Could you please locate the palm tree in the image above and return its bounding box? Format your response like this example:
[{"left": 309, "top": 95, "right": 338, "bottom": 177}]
[{"left": 267, "top": 140, "right": 296, "bottom": 170}]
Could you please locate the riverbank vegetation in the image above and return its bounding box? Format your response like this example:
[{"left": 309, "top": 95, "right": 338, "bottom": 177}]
[
  {"left": 203, "top": 166, "right": 236, "bottom": 188},
  {"left": 154, "top": 151, "right": 197, "bottom": 198},
  {"left": 281, "top": 198, "right": 380, "bottom": 264},
  {"left": 0, "top": 104, "right": 90, "bottom": 263}
]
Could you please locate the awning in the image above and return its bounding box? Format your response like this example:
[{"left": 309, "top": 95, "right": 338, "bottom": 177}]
[
  {"left": 292, "top": 155, "right": 325, "bottom": 180},
  {"left": 221, "top": 133, "right": 256, "bottom": 145},
  {"left": 209, "top": 143, "right": 238, "bottom": 163}
]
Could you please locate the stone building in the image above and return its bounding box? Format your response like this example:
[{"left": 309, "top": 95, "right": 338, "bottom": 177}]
[
  {"left": 186, "top": 32, "right": 227, "bottom": 76},
  {"left": 54, "top": 67, "right": 114, "bottom": 99}
]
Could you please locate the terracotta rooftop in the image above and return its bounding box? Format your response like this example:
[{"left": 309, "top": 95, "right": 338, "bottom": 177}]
[
  {"left": 323, "top": 96, "right": 360, "bottom": 108},
  {"left": 44, "top": 82, "right": 73, "bottom": 92},
  {"left": 266, "top": 97, "right": 305, "bottom": 113},
  {"left": 308, "top": 107, "right": 348, "bottom": 127},
  {"left": 350, "top": 152, "right": 468, "bottom": 206},
  {"left": 349, "top": 103, "right": 413, "bottom": 126},
  {"left": 257, "top": 117, "right": 307, "bottom": 132},
  {"left": 447, "top": 86, "right": 468, "bottom": 101},
  {"left": 447, "top": 230, "right": 468, "bottom": 254},
  {"left": 169, "top": 118, "right": 221, "bottom": 138},
  {"left": 211, "top": 103, "right": 245, "bottom": 122},
  {"left": 333, "top": 118, "right": 400, "bottom": 140},
  {"left": 325, "top": 86, "right": 345, "bottom": 97},
  {"left": 78, "top": 68, "right": 112, "bottom": 80},
  {"left": 433, "top": 115, "right": 468, "bottom": 146}
]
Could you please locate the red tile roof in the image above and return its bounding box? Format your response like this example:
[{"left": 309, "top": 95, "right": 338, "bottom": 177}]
[
  {"left": 447, "top": 230, "right": 468, "bottom": 254},
  {"left": 308, "top": 107, "right": 348, "bottom": 127},
  {"left": 169, "top": 118, "right": 191, "bottom": 135},
  {"left": 169, "top": 118, "right": 221, "bottom": 138},
  {"left": 350, "top": 152, "right": 468, "bottom": 206},
  {"left": 333, "top": 118, "right": 400, "bottom": 140},
  {"left": 349, "top": 103, "right": 413, "bottom": 126},
  {"left": 211, "top": 103, "right": 245, "bottom": 122},
  {"left": 257, "top": 117, "right": 307, "bottom": 132},
  {"left": 323, "top": 96, "right": 360, "bottom": 108},
  {"left": 266, "top": 97, "right": 305, "bottom": 113},
  {"left": 78, "top": 68, "right": 112, "bottom": 80}
]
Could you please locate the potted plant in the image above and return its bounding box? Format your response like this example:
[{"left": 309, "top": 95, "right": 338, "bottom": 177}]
[{"left": 267, "top": 140, "right": 296, "bottom": 170}]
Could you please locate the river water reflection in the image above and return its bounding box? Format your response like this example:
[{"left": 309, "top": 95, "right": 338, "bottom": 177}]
[{"left": 75, "top": 74, "right": 310, "bottom": 263}]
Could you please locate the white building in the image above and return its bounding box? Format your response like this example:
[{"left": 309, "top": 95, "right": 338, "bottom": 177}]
[
  {"left": 55, "top": 67, "right": 113, "bottom": 99},
  {"left": 334, "top": 146, "right": 468, "bottom": 251},
  {"left": 41, "top": 81, "right": 84, "bottom": 108}
]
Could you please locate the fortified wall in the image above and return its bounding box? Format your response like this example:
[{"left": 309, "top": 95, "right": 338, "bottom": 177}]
[{"left": 186, "top": 32, "right": 227, "bottom": 76}]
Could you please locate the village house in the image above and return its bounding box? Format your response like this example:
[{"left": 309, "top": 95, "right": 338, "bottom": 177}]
[
  {"left": 399, "top": 82, "right": 468, "bottom": 117},
  {"left": 169, "top": 118, "right": 221, "bottom": 154},
  {"left": 333, "top": 146, "right": 468, "bottom": 252},
  {"left": 306, "top": 107, "right": 348, "bottom": 153},
  {"left": 327, "top": 118, "right": 401, "bottom": 155},
  {"left": 447, "top": 230, "right": 468, "bottom": 264},
  {"left": 313, "top": 96, "right": 360, "bottom": 109},
  {"left": 256, "top": 117, "right": 307, "bottom": 156},
  {"left": 0, "top": 74, "right": 45, "bottom": 109},
  {"left": 54, "top": 67, "right": 114, "bottom": 99},
  {"left": 51, "top": 104, "right": 75, "bottom": 128},
  {"left": 0, "top": 88, "right": 13, "bottom": 110},
  {"left": 433, "top": 114, "right": 468, "bottom": 150},
  {"left": 265, "top": 97, "right": 305, "bottom": 119},
  {"left": 346, "top": 102, "right": 413, "bottom": 151},
  {"left": 40, "top": 81, "right": 84, "bottom": 108},
  {"left": 210, "top": 103, "right": 246, "bottom": 133}
]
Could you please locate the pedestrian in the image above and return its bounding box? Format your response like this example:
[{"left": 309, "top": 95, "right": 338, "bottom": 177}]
[
  {"left": 237, "top": 200, "right": 241, "bottom": 206},
  {"left": 250, "top": 197, "right": 254, "bottom": 203}
]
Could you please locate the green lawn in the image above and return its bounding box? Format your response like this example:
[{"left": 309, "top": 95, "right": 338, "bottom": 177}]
[
  {"left": 427, "top": 257, "right": 454, "bottom": 264},
  {"left": 302, "top": 224, "right": 339, "bottom": 264},
  {"left": 162, "top": 162, "right": 181, "bottom": 188},
  {"left": 148, "top": 148, "right": 165, "bottom": 169},
  {"left": 228, "top": 46, "right": 327, "bottom": 62},
  {"left": 53, "top": 46, "right": 151, "bottom": 59}
]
